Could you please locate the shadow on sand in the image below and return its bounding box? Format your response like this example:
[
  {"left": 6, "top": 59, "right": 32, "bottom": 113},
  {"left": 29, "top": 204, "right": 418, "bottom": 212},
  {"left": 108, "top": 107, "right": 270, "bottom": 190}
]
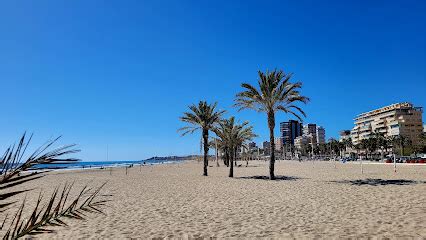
[
  {"left": 236, "top": 175, "right": 302, "bottom": 181},
  {"left": 332, "top": 178, "right": 424, "bottom": 186},
  {"left": 237, "top": 165, "right": 261, "bottom": 168}
]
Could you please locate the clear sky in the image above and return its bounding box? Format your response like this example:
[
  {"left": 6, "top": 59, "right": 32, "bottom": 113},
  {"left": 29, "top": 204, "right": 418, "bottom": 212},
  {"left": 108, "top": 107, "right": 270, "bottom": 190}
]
[{"left": 1, "top": 0, "right": 425, "bottom": 161}]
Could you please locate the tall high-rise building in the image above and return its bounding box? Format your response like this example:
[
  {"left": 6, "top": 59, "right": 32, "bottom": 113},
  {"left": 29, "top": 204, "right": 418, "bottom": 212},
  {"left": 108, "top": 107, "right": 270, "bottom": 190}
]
[
  {"left": 262, "top": 141, "right": 271, "bottom": 155},
  {"left": 294, "top": 135, "right": 313, "bottom": 150},
  {"left": 248, "top": 142, "right": 257, "bottom": 149},
  {"left": 303, "top": 124, "right": 317, "bottom": 144},
  {"left": 280, "top": 120, "right": 303, "bottom": 146},
  {"left": 316, "top": 126, "right": 326, "bottom": 144},
  {"left": 351, "top": 102, "right": 423, "bottom": 145},
  {"left": 274, "top": 138, "right": 283, "bottom": 151}
]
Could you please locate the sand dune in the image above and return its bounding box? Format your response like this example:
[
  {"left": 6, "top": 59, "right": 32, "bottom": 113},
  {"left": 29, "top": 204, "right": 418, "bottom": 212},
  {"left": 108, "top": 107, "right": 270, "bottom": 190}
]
[{"left": 2, "top": 160, "right": 425, "bottom": 239}]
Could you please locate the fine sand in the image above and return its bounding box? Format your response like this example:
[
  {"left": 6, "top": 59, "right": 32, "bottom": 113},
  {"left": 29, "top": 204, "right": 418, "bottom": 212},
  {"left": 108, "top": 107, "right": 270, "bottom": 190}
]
[{"left": 2, "top": 160, "right": 425, "bottom": 239}]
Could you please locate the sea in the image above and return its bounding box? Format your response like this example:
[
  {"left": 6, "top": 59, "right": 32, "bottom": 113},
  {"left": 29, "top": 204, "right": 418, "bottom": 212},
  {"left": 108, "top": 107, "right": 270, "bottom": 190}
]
[{"left": 30, "top": 159, "right": 183, "bottom": 171}]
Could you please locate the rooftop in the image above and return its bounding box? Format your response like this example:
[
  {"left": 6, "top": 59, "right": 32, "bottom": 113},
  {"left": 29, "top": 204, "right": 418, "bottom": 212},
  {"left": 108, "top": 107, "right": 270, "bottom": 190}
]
[{"left": 354, "top": 102, "right": 415, "bottom": 121}]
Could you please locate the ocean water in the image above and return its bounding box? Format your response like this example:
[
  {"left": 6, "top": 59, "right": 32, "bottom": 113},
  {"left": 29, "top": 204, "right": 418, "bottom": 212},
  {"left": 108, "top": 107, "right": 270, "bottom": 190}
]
[{"left": 30, "top": 159, "right": 183, "bottom": 170}]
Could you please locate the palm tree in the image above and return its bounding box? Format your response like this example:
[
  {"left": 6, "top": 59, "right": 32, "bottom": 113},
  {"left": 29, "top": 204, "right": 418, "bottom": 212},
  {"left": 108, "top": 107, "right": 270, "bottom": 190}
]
[
  {"left": 318, "top": 143, "right": 327, "bottom": 156},
  {"left": 392, "top": 135, "right": 410, "bottom": 156},
  {"left": 235, "top": 69, "right": 309, "bottom": 180},
  {"left": 338, "top": 141, "right": 346, "bottom": 157},
  {"left": 232, "top": 122, "right": 256, "bottom": 176},
  {"left": 360, "top": 139, "right": 369, "bottom": 159},
  {"left": 214, "top": 117, "right": 256, "bottom": 177},
  {"left": 417, "top": 133, "right": 426, "bottom": 153},
  {"left": 342, "top": 138, "right": 353, "bottom": 157},
  {"left": 178, "top": 101, "right": 225, "bottom": 176},
  {"left": 360, "top": 136, "right": 379, "bottom": 160},
  {"left": 372, "top": 131, "right": 390, "bottom": 160},
  {"left": 353, "top": 143, "right": 361, "bottom": 160},
  {"left": 328, "top": 138, "right": 340, "bottom": 157},
  {"left": 367, "top": 137, "right": 378, "bottom": 160}
]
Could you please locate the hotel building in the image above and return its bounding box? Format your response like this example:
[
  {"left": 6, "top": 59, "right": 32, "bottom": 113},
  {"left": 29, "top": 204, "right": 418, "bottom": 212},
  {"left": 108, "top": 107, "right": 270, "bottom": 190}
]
[
  {"left": 294, "top": 134, "right": 313, "bottom": 150},
  {"left": 316, "top": 126, "right": 326, "bottom": 144},
  {"left": 302, "top": 124, "right": 326, "bottom": 145},
  {"left": 351, "top": 102, "right": 423, "bottom": 145},
  {"left": 303, "top": 124, "right": 317, "bottom": 144},
  {"left": 280, "top": 120, "right": 303, "bottom": 146},
  {"left": 274, "top": 138, "right": 283, "bottom": 151},
  {"left": 262, "top": 141, "right": 271, "bottom": 155}
]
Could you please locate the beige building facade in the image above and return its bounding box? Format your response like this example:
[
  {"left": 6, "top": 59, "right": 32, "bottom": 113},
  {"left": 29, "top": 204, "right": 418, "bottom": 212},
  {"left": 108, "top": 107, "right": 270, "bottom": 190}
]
[
  {"left": 351, "top": 102, "right": 423, "bottom": 146},
  {"left": 274, "top": 137, "right": 283, "bottom": 151},
  {"left": 294, "top": 134, "right": 313, "bottom": 150}
]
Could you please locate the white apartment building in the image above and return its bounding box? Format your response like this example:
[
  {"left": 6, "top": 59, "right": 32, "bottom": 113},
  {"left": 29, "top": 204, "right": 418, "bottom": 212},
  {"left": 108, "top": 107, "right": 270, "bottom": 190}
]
[
  {"left": 294, "top": 134, "right": 314, "bottom": 150},
  {"left": 302, "top": 124, "right": 326, "bottom": 145},
  {"left": 351, "top": 102, "right": 423, "bottom": 145}
]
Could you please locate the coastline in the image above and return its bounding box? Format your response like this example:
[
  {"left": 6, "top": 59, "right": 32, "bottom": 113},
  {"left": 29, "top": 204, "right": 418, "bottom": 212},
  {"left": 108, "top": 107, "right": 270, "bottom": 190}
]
[
  {"left": 27, "top": 159, "right": 187, "bottom": 173},
  {"left": 2, "top": 160, "right": 425, "bottom": 239}
]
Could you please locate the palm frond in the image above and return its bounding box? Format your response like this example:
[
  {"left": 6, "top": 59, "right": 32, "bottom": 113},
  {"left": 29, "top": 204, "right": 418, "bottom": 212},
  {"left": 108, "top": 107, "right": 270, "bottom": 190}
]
[
  {"left": 1, "top": 134, "right": 80, "bottom": 212},
  {"left": 235, "top": 69, "right": 309, "bottom": 119},
  {"left": 213, "top": 117, "right": 256, "bottom": 152},
  {"left": 3, "top": 182, "right": 109, "bottom": 239},
  {"left": 177, "top": 126, "right": 200, "bottom": 136},
  {"left": 178, "top": 101, "right": 225, "bottom": 136}
]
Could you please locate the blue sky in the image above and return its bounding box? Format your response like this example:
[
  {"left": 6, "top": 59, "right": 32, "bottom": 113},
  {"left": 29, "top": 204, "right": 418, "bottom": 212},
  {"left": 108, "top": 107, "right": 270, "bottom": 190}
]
[{"left": 0, "top": 0, "right": 425, "bottom": 161}]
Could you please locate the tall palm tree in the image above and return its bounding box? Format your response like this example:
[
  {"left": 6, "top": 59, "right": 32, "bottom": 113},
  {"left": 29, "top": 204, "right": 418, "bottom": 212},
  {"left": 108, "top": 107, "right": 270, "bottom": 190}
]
[
  {"left": 214, "top": 117, "right": 256, "bottom": 177},
  {"left": 328, "top": 138, "right": 340, "bottom": 157},
  {"left": 418, "top": 133, "right": 426, "bottom": 153},
  {"left": 178, "top": 101, "right": 225, "bottom": 176},
  {"left": 353, "top": 143, "right": 361, "bottom": 160},
  {"left": 208, "top": 138, "right": 220, "bottom": 167},
  {"left": 232, "top": 121, "right": 256, "bottom": 176},
  {"left": 342, "top": 138, "right": 353, "bottom": 157},
  {"left": 372, "top": 131, "right": 390, "bottom": 160},
  {"left": 361, "top": 137, "right": 378, "bottom": 160},
  {"left": 235, "top": 69, "right": 309, "bottom": 180},
  {"left": 391, "top": 135, "right": 410, "bottom": 156},
  {"left": 360, "top": 139, "right": 369, "bottom": 159}
]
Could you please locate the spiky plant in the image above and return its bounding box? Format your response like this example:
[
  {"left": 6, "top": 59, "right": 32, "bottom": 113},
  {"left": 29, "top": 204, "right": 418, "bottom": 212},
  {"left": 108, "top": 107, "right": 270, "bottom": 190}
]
[
  {"left": 235, "top": 69, "right": 309, "bottom": 179},
  {"left": 178, "top": 101, "right": 225, "bottom": 176},
  {"left": 0, "top": 134, "right": 109, "bottom": 239}
]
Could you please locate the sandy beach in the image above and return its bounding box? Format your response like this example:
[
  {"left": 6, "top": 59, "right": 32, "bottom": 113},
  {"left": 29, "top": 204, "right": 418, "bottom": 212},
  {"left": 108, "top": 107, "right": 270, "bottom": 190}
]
[{"left": 2, "top": 160, "right": 425, "bottom": 239}]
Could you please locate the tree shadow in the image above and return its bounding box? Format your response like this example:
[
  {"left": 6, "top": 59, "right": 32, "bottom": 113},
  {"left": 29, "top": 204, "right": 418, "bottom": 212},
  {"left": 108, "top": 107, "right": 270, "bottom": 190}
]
[
  {"left": 237, "top": 165, "right": 260, "bottom": 168},
  {"left": 331, "top": 178, "right": 424, "bottom": 186},
  {"left": 236, "top": 175, "right": 302, "bottom": 181}
]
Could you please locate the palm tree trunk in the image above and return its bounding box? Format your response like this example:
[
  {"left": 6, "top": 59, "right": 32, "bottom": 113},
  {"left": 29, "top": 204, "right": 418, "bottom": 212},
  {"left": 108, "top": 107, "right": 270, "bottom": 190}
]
[
  {"left": 226, "top": 153, "right": 229, "bottom": 166},
  {"left": 202, "top": 129, "right": 209, "bottom": 176},
  {"left": 216, "top": 143, "right": 220, "bottom": 167},
  {"left": 229, "top": 148, "right": 234, "bottom": 177},
  {"left": 268, "top": 112, "right": 276, "bottom": 180}
]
